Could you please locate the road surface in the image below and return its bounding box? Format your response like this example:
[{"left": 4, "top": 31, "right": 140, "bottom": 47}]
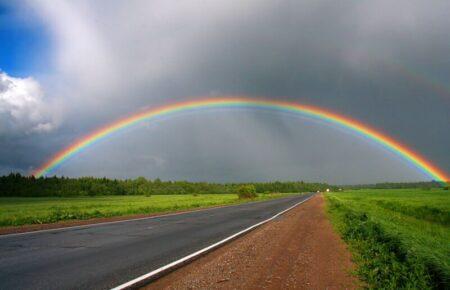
[
  {"left": 0, "top": 193, "right": 313, "bottom": 290},
  {"left": 145, "top": 194, "right": 358, "bottom": 290}
]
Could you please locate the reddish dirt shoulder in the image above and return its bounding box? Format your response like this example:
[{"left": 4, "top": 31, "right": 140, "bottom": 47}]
[{"left": 145, "top": 194, "right": 359, "bottom": 289}]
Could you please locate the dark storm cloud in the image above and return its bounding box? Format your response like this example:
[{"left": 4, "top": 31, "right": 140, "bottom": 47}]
[
  {"left": 2, "top": 0, "right": 449, "bottom": 183},
  {"left": 55, "top": 111, "right": 425, "bottom": 183}
]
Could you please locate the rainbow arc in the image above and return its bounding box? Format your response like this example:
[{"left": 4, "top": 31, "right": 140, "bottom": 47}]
[{"left": 32, "top": 97, "right": 449, "bottom": 182}]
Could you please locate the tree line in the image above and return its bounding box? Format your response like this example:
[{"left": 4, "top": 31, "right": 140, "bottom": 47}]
[
  {"left": 343, "top": 181, "right": 447, "bottom": 190},
  {"left": 0, "top": 173, "right": 335, "bottom": 197}
]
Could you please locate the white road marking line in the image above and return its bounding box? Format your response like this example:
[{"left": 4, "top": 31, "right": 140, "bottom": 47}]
[
  {"left": 0, "top": 196, "right": 295, "bottom": 239},
  {"left": 110, "top": 193, "right": 315, "bottom": 290}
]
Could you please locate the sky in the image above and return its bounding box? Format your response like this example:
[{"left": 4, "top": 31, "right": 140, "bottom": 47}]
[{"left": 0, "top": 0, "right": 449, "bottom": 184}]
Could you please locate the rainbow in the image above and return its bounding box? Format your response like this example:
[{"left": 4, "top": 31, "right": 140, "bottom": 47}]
[
  {"left": 387, "top": 61, "right": 450, "bottom": 103},
  {"left": 32, "top": 97, "right": 449, "bottom": 182}
]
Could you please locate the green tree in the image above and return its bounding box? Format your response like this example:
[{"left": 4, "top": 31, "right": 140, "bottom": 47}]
[{"left": 237, "top": 184, "right": 257, "bottom": 199}]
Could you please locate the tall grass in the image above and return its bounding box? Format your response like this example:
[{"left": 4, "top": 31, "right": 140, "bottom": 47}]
[{"left": 326, "top": 189, "right": 449, "bottom": 289}]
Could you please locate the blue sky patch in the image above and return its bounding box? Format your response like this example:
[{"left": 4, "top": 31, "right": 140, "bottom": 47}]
[{"left": 0, "top": 2, "right": 51, "bottom": 77}]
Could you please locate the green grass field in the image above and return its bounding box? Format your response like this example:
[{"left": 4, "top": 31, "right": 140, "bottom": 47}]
[
  {"left": 326, "top": 189, "right": 449, "bottom": 289},
  {"left": 0, "top": 193, "right": 297, "bottom": 227}
]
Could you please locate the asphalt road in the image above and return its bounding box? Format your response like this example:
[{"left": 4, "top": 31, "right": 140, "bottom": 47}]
[{"left": 0, "top": 193, "right": 314, "bottom": 290}]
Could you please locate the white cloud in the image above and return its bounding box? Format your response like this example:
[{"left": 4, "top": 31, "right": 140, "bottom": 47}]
[
  {"left": 0, "top": 71, "right": 58, "bottom": 135},
  {"left": 30, "top": 0, "right": 118, "bottom": 97}
]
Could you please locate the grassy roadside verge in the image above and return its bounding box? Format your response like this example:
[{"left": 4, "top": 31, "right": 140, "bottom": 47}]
[
  {"left": 325, "top": 189, "right": 449, "bottom": 289},
  {"left": 0, "top": 193, "right": 299, "bottom": 227}
]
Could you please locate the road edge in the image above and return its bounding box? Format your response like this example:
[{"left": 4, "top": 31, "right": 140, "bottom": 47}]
[
  {"left": 110, "top": 193, "right": 316, "bottom": 290},
  {"left": 0, "top": 194, "right": 299, "bottom": 238}
]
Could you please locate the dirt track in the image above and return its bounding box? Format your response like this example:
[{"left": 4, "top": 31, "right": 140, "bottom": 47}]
[{"left": 145, "top": 194, "right": 359, "bottom": 289}]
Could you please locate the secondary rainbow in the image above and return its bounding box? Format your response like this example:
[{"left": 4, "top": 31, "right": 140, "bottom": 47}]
[{"left": 32, "top": 97, "right": 449, "bottom": 182}]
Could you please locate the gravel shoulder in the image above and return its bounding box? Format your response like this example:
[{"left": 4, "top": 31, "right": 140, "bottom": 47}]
[{"left": 145, "top": 194, "right": 359, "bottom": 289}]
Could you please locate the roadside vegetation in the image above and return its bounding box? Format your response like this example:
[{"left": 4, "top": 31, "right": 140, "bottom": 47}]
[
  {"left": 326, "top": 188, "right": 449, "bottom": 289},
  {"left": 237, "top": 184, "right": 257, "bottom": 199},
  {"left": 0, "top": 193, "right": 299, "bottom": 227},
  {"left": 0, "top": 173, "right": 329, "bottom": 227}
]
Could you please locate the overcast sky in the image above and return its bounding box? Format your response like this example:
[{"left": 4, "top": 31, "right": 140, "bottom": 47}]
[{"left": 0, "top": 0, "right": 449, "bottom": 184}]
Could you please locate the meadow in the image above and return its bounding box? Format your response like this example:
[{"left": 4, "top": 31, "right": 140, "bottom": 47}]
[
  {"left": 326, "top": 189, "right": 449, "bottom": 289},
  {"left": 0, "top": 193, "right": 296, "bottom": 227}
]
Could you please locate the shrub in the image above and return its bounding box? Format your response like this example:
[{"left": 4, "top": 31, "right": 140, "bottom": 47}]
[{"left": 237, "top": 185, "right": 257, "bottom": 199}]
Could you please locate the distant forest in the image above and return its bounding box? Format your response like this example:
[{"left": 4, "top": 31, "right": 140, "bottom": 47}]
[
  {"left": 0, "top": 173, "right": 335, "bottom": 197},
  {"left": 0, "top": 174, "right": 447, "bottom": 197},
  {"left": 343, "top": 181, "right": 447, "bottom": 189}
]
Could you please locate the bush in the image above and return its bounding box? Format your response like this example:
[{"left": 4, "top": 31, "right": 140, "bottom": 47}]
[{"left": 237, "top": 185, "right": 257, "bottom": 199}]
